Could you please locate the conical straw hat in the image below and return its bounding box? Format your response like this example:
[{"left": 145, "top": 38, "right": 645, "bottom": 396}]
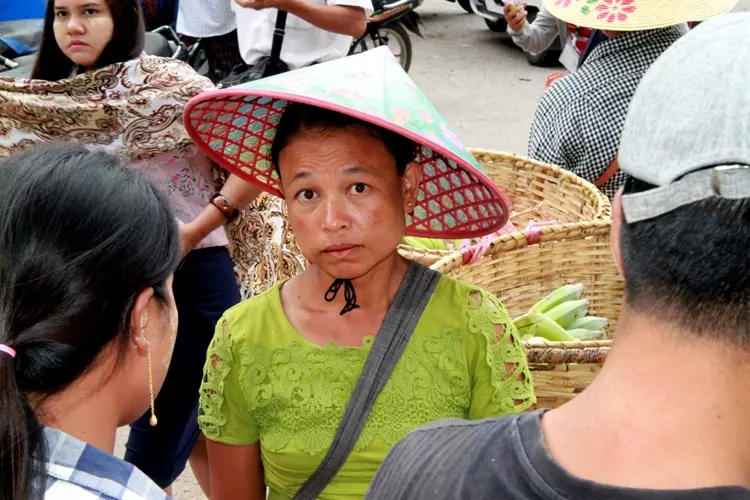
[
  {"left": 542, "top": 0, "right": 736, "bottom": 32},
  {"left": 184, "top": 47, "right": 511, "bottom": 239}
]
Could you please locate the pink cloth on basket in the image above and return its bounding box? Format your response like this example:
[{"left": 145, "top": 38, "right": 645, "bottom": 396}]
[{"left": 459, "top": 219, "right": 560, "bottom": 264}]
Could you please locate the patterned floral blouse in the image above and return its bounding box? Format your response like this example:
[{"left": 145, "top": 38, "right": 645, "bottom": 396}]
[
  {"left": 134, "top": 145, "right": 228, "bottom": 249},
  {"left": 198, "top": 274, "right": 535, "bottom": 499}
]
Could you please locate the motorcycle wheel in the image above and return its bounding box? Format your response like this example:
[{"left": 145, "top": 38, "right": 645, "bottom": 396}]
[
  {"left": 350, "top": 23, "right": 413, "bottom": 72},
  {"left": 484, "top": 17, "right": 508, "bottom": 32},
  {"left": 457, "top": 0, "right": 473, "bottom": 13}
]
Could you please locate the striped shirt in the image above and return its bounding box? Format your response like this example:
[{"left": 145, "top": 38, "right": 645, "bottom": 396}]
[
  {"left": 176, "top": 0, "right": 236, "bottom": 38},
  {"left": 43, "top": 427, "right": 169, "bottom": 500}
]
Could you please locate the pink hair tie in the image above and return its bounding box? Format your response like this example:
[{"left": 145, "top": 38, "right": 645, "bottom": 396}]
[{"left": 0, "top": 345, "right": 16, "bottom": 359}]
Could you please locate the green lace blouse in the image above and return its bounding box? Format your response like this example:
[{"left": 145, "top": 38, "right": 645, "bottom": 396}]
[{"left": 199, "top": 274, "right": 534, "bottom": 499}]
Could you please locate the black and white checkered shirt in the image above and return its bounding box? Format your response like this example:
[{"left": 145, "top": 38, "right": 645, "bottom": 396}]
[{"left": 528, "top": 27, "right": 684, "bottom": 198}]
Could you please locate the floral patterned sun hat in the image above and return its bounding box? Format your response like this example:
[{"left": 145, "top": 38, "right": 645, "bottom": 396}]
[
  {"left": 542, "top": 0, "right": 736, "bottom": 32},
  {"left": 184, "top": 47, "right": 511, "bottom": 239}
]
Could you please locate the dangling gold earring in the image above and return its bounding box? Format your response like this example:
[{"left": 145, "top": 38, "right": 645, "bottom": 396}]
[
  {"left": 140, "top": 314, "right": 158, "bottom": 427},
  {"left": 147, "top": 343, "right": 158, "bottom": 427}
]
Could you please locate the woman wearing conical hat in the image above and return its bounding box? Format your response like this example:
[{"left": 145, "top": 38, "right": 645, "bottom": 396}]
[{"left": 190, "top": 48, "right": 534, "bottom": 500}]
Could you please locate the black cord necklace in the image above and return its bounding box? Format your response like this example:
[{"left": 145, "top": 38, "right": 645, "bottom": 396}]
[{"left": 325, "top": 279, "right": 360, "bottom": 315}]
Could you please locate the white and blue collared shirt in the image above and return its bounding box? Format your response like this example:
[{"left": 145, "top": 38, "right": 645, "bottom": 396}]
[{"left": 43, "top": 427, "right": 169, "bottom": 500}]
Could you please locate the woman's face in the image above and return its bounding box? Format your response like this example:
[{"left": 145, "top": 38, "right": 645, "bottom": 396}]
[
  {"left": 53, "top": 0, "right": 114, "bottom": 69},
  {"left": 279, "top": 126, "right": 421, "bottom": 280}
]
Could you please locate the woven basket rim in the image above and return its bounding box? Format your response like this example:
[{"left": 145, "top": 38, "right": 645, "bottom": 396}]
[
  {"left": 523, "top": 339, "right": 613, "bottom": 349},
  {"left": 468, "top": 147, "right": 611, "bottom": 222},
  {"left": 425, "top": 218, "right": 612, "bottom": 274}
]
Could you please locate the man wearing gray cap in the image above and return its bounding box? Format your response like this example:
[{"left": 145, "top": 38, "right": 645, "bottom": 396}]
[{"left": 367, "top": 14, "right": 750, "bottom": 500}]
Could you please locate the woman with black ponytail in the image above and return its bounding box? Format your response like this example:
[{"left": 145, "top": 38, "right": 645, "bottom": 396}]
[{"left": 0, "top": 144, "right": 181, "bottom": 500}]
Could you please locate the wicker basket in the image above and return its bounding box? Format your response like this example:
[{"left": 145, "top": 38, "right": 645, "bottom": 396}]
[
  {"left": 397, "top": 149, "right": 612, "bottom": 264},
  {"left": 431, "top": 220, "right": 623, "bottom": 409}
]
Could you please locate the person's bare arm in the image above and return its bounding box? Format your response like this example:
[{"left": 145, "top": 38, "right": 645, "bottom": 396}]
[
  {"left": 235, "top": 0, "right": 367, "bottom": 38},
  {"left": 208, "top": 440, "right": 265, "bottom": 500},
  {"left": 180, "top": 173, "right": 263, "bottom": 256}
]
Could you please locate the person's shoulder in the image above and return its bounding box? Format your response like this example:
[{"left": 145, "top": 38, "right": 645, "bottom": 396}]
[
  {"left": 405, "top": 412, "right": 521, "bottom": 445},
  {"left": 368, "top": 413, "right": 528, "bottom": 499},
  {"left": 128, "top": 56, "right": 215, "bottom": 95},
  {"left": 426, "top": 274, "right": 475, "bottom": 320},
  {"left": 428, "top": 276, "right": 512, "bottom": 330},
  {"left": 44, "top": 428, "right": 168, "bottom": 500},
  {"left": 535, "top": 72, "right": 595, "bottom": 124},
  {"left": 433, "top": 276, "right": 507, "bottom": 314},
  {"left": 222, "top": 282, "right": 284, "bottom": 331}
]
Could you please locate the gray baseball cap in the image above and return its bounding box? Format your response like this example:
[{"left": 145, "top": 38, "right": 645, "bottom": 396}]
[{"left": 618, "top": 13, "right": 750, "bottom": 224}]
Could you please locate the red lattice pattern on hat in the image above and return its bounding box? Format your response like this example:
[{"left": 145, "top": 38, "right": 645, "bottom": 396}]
[{"left": 187, "top": 95, "right": 506, "bottom": 238}]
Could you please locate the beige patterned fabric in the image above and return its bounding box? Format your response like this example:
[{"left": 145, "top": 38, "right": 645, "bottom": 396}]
[
  {"left": 0, "top": 56, "right": 303, "bottom": 297},
  {"left": 227, "top": 193, "right": 307, "bottom": 299}
]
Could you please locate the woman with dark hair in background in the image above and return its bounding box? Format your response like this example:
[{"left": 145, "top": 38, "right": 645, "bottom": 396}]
[
  {"left": 0, "top": 144, "right": 181, "bottom": 500},
  {"left": 30, "top": 0, "right": 145, "bottom": 80},
  {"left": 2, "top": 0, "right": 263, "bottom": 495}
]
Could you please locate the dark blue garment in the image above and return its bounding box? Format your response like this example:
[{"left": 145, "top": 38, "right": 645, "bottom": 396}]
[
  {"left": 578, "top": 30, "right": 608, "bottom": 68},
  {"left": 125, "top": 246, "right": 240, "bottom": 488},
  {"left": 141, "top": 0, "right": 180, "bottom": 30}
]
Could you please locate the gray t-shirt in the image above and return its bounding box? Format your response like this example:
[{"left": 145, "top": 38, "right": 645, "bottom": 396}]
[{"left": 367, "top": 410, "right": 750, "bottom": 500}]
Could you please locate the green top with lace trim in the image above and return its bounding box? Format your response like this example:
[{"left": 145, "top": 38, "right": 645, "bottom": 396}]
[{"left": 199, "top": 274, "right": 535, "bottom": 500}]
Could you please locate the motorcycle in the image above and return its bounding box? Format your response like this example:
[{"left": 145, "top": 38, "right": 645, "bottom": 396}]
[{"left": 349, "top": 0, "right": 424, "bottom": 72}]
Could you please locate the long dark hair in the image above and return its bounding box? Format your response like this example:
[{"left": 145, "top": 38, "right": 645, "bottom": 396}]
[
  {"left": 0, "top": 144, "right": 180, "bottom": 500},
  {"left": 30, "top": 0, "right": 145, "bottom": 81}
]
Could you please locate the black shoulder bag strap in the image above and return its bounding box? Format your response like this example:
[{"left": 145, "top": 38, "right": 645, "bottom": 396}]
[
  {"left": 267, "top": 10, "right": 288, "bottom": 74},
  {"left": 292, "top": 261, "right": 442, "bottom": 500}
]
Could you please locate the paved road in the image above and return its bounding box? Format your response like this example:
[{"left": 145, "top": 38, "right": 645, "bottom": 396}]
[{"left": 114, "top": 2, "right": 750, "bottom": 497}]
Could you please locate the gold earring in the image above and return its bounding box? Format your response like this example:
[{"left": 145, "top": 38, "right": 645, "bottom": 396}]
[
  {"left": 147, "top": 343, "right": 158, "bottom": 427},
  {"left": 141, "top": 314, "right": 157, "bottom": 427}
]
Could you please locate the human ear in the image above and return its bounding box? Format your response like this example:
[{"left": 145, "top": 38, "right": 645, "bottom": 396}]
[
  {"left": 401, "top": 162, "right": 422, "bottom": 213},
  {"left": 130, "top": 287, "right": 156, "bottom": 358}
]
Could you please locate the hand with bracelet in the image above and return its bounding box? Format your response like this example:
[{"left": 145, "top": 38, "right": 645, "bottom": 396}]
[{"left": 179, "top": 174, "right": 263, "bottom": 258}]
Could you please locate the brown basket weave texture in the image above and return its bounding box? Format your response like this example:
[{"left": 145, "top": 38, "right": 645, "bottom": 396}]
[
  {"left": 431, "top": 220, "right": 623, "bottom": 409},
  {"left": 398, "top": 149, "right": 612, "bottom": 263}
]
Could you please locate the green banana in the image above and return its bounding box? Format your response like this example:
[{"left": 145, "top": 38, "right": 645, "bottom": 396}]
[
  {"left": 514, "top": 312, "right": 576, "bottom": 342},
  {"left": 566, "top": 328, "right": 603, "bottom": 341},
  {"left": 545, "top": 299, "right": 589, "bottom": 328},
  {"left": 531, "top": 283, "right": 585, "bottom": 314},
  {"left": 569, "top": 316, "right": 609, "bottom": 331}
]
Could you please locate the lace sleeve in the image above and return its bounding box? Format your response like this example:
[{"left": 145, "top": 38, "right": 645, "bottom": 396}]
[
  {"left": 465, "top": 289, "right": 535, "bottom": 418},
  {"left": 198, "top": 317, "right": 259, "bottom": 444}
]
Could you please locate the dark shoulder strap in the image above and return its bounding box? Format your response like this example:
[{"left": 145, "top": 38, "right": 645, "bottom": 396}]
[
  {"left": 269, "top": 11, "right": 288, "bottom": 67},
  {"left": 293, "top": 262, "right": 442, "bottom": 500}
]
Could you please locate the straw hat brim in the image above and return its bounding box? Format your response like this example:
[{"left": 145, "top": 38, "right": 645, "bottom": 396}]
[
  {"left": 541, "top": 0, "right": 737, "bottom": 31},
  {"left": 184, "top": 89, "right": 512, "bottom": 239}
]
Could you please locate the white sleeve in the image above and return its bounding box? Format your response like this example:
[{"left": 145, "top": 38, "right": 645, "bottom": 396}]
[
  {"left": 508, "top": 5, "right": 561, "bottom": 54},
  {"left": 328, "top": 0, "right": 374, "bottom": 17}
]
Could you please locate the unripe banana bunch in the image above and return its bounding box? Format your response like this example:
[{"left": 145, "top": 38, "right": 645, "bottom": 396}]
[{"left": 513, "top": 283, "right": 609, "bottom": 342}]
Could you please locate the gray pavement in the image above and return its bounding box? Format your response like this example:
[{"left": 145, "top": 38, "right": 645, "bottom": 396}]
[{"left": 114, "top": 1, "right": 750, "bottom": 497}]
